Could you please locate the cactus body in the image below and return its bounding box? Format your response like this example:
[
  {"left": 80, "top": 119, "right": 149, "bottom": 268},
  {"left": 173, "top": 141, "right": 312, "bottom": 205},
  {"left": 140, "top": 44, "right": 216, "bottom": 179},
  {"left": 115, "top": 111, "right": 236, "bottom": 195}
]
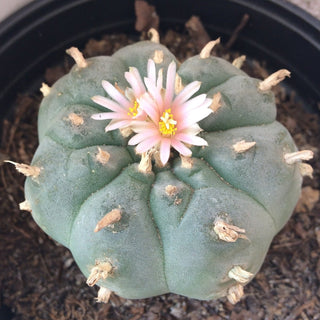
[{"left": 24, "top": 40, "right": 304, "bottom": 301}]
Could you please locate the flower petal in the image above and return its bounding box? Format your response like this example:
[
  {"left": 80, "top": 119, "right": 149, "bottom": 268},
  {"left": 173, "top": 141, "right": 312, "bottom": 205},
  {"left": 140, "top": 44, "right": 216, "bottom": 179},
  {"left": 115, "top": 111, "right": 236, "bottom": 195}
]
[
  {"left": 125, "top": 67, "right": 145, "bottom": 97},
  {"left": 171, "top": 139, "right": 192, "bottom": 156},
  {"left": 156, "top": 68, "right": 163, "bottom": 89},
  {"left": 147, "top": 59, "right": 156, "bottom": 84},
  {"left": 125, "top": 88, "right": 135, "bottom": 101},
  {"left": 200, "top": 97, "right": 213, "bottom": 109},
  {"left": 173, "top": 81, "right": 201, "bottom": 106},
  {"left": 136, "top": 136, "right": 161, "bottom": 154},
  {"left": 175, "top": 133, "right": 208, "bottom": 146},
  {"left": 160, "top": 138, "right": 171, "bottom": 165},
  {"left": 138, "top": 93, "right": 160, "bottom": 124},
  {"left": 102, "top": 80, "right": 132, "bottom": 109},
  {"left": 179, "top": 108, "right": 212, "bottom": 130},
  {"left": 91, "top": 112, "right": 128, "bottom": 120},
  {"left": 130, "top": 120, "right": 155, "bottom": 133},
  {"left": 180, "top": 94, "right": 207, "bottom": 110},
  {"left": 105, "top": 120, "right": 131, "bottom": 132},
  {"left": 179, "top": 123, "right": 202, "bottom": 135},
  {"left": 144, "top": 78, "right": 163, "bottom": 108},
  {"left": 92, "top": 96, "right": 125, "bottom": 113},
  {"left": 164, "top": 61, "right": 176, "bottom": 107},
  {"left": 128, "top": 129, "right": 158, "bottom": 145}
]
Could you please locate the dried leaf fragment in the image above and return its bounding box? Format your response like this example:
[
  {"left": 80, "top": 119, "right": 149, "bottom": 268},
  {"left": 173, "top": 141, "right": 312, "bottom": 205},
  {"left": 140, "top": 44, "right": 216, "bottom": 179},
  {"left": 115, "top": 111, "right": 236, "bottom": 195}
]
[
  {"left": 66, "top": 47, "right": 88, "bottom": 68},
  {"left": 228, "top": 266, "right": 253, "bottom": 284},
  {"left": 199, "top": 38, "right": 221, "bottom": 59},
  {"left": 227, "top": 284, "right": 244, "bottom": 304},
  {"left": 87, "top": 261, "right": 113, "bottom": 286},
  {"left": 148, "top": 28, "right": 160, "bottom": 43},
  {"left": 284, "top": 150, "right": 314, "bottom": 164},
  {"left": 5, "top": 161, "right": 41, "bottom": 179},
  {"left": 94, "top": 209, "right": 122, "bottom": 232},
  {"left": 96, "top": 287, "right": 112, "bottom": 303},
  {"left": 175, "top": 74, "right": 184, "bottom": 95},
  {"left": 40, "top": 83, "right": 51, "bottom": 97},
  {"left": 138, "top": 151, "right": 153, "bottom": 173},
  {"left": 19, "top": 200, "right": 32, "bottom": 212},
  {"left": 299, "top": 163, "right": 313, "bottom": 178},
  {"left": 232, "top": 140, "right": 256, "bottom": 153},
  {"left": 258, "top": 69, "right": 291, "bottom": 91},
  {"left": 153, "top": 50, "right": 164, "bottom": 64},
  {"left": 180, "top": 155, "right": 193, "bottom": 169},
  {"left": 119, "top": 126, "right": 133, "bottom": 137},
  {"left": 210, "top": 92, "right": 222, "bottom": 112},
  {"left": 214, "top": 220, "right": 248, "bottom": 242},
  {"left": 232, "top": 55, "right": 246, "bottom": 69}
]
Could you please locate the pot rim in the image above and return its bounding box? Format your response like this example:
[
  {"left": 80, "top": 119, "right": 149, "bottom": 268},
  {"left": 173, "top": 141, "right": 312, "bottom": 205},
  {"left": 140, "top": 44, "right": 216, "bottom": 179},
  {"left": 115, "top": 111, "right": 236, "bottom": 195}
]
[{"left": 0, "top": 0, "right": 319, "bottom": 121}]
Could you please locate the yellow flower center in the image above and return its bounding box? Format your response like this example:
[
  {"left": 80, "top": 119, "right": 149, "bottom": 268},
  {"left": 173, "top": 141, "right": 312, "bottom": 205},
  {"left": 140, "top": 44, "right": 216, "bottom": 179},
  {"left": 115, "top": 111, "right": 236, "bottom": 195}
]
[
  {"left": 159, "top": 109, "right": 177, "bottom": 136},
  {"left": 128, "top": 100, "right": 140, "bottom": 118}
]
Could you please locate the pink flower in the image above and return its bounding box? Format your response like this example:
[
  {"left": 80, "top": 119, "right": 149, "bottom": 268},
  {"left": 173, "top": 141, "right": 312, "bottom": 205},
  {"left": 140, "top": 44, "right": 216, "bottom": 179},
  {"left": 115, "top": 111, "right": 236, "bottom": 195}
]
[
  {"left": 128, "top": 60, "right": 212, "bottom": 165},
  {"left": 91, "top": 65, "right": 152, "bottom": 131},
  {"left": 91, "top": 58, "right": 212, "bottom": 165}
]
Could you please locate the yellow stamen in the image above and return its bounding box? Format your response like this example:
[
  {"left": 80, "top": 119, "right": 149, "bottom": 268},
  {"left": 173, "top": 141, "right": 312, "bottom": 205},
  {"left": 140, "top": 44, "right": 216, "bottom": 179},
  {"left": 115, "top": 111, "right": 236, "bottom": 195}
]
[
  {"left": 128, "top": 100, "right": 140, "bottom": 118},
  {"left": 159, "top": 109, "right": 177, "bottom": 136}
]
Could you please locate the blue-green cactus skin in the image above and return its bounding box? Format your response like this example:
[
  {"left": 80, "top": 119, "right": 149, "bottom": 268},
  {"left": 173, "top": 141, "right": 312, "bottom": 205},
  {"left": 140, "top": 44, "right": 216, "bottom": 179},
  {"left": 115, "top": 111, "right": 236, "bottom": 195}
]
[{"left": 24, "top": 41, "right": 302, "bottom": 300}]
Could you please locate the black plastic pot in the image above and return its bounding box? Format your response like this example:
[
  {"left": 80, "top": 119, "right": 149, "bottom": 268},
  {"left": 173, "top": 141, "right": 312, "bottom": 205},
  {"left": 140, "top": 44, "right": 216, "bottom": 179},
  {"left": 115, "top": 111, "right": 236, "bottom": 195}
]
[
  {"left": 0, "top": 0, "right": 320, "bottom": 125},
  {"left": 0, "top": 0, "right": 319, "bottom": 317},
  {"left": 0, "top": 1, "right": 319, "bottom": 318}
]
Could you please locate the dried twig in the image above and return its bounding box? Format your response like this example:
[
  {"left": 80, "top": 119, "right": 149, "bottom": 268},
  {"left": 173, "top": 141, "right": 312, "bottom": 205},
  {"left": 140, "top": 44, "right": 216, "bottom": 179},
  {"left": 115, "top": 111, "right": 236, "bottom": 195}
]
[{"left": 225, "top": 14, "right": 250, "bottom": 50}]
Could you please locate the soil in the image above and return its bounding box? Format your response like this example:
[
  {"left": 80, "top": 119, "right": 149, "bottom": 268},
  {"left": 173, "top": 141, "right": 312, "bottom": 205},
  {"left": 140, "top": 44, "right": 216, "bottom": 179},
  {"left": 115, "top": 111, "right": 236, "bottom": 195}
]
[{"left": 0, "top": 5, "right": 320, "bottom": 320}]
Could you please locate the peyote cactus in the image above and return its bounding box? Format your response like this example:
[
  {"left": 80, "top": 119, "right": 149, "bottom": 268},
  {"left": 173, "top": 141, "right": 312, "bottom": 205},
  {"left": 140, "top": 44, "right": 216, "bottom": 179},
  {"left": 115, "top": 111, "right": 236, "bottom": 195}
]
[{"left": 11, "top": 30, "right": 314, "bottom": 304}]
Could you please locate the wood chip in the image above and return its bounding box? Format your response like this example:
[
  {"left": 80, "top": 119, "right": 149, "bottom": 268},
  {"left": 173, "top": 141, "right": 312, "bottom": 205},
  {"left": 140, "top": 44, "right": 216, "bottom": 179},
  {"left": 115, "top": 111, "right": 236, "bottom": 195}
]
[
  {"left": 185, "top": 16, "right": 211, "bottom": 52},
  {"left": 134, "top": 0, "right": 159, "bottom": 32},
  {"left": 295, "top": 186, "right": 320, "bottom": 212}
]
